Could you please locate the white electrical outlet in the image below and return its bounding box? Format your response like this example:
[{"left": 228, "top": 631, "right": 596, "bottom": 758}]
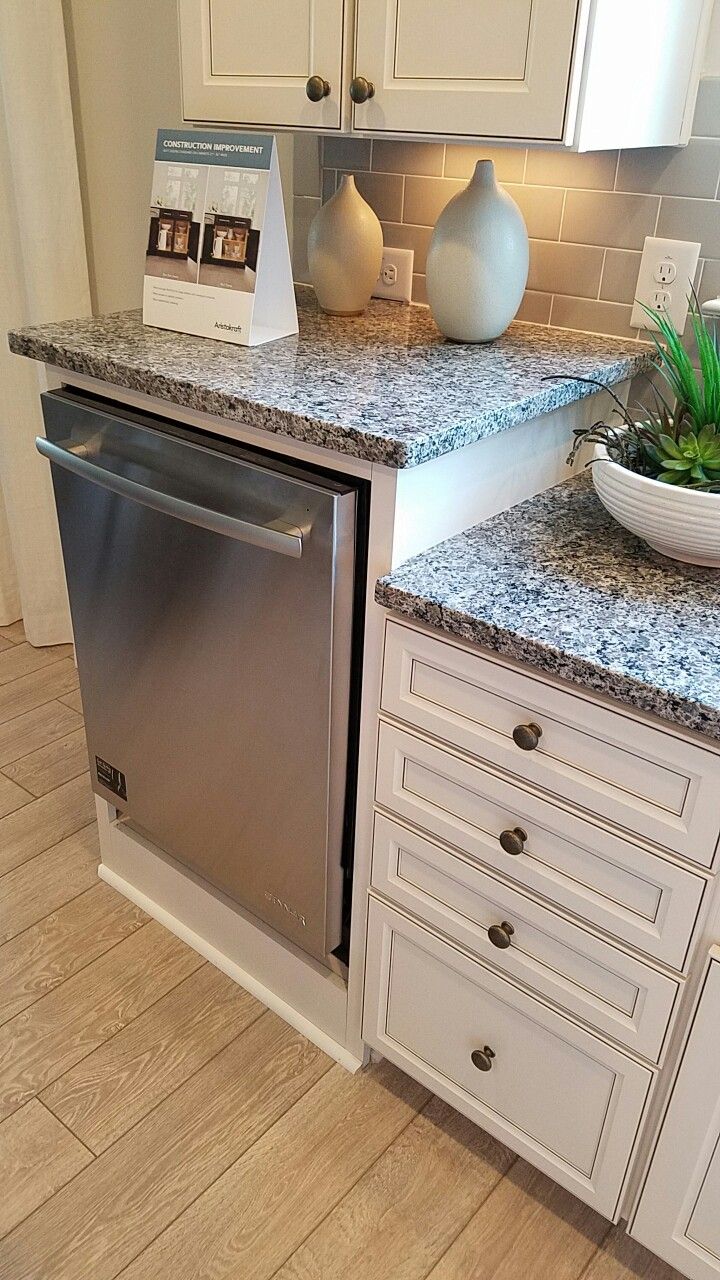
[
  {"left": 631, "top": 236, "right": 701, "bottom": 333},
  {"left": 373, "top": 246, "right": 414, "bottom": 303}
]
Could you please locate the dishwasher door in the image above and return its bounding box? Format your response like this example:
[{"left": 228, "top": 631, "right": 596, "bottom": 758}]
[{"left": 39, "top": 390, "right": 359, "bottom": 967}]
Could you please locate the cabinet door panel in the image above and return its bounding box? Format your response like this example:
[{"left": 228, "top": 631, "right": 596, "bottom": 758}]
[
  {"left": 632, "top": 951, "right": 720, "bottom": 1280},
  {"left": 179, "top": 0, "right": 344, "bottom": 129},
  {"left": 364, "top": 898, "right": 652, "bottom": 1219},
  {"left": 353, "top": 0, "right": 581, "bottom": 139}
]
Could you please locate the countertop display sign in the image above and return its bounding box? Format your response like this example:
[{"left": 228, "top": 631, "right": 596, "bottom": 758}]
[{"left": 143, "top": 129, "right": 297, "bottom": 347}]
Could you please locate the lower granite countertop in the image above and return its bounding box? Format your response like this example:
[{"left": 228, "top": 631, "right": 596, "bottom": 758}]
[
  {"left": 376, "top": 473, "right": 720, "bottom": 742},
  {"left": 8, "top": 287, "right": 651, "bottom": 469}
]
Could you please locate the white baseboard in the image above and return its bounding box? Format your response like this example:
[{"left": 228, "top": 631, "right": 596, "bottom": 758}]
[{"left": 98, "top": 863, "right": 364, "bottom": 1073}]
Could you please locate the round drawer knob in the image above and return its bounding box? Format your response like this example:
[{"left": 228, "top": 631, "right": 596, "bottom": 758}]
[
  {"left": 305, "top": 76, "right": 331, "bottom": 102},
  {"left": 471, "top": 1046, "right": 496, "bottom": 1072},
  {"left": 349, "top": 75, "right": 375, "bottom": 103},
  {"left": 512, "top": 722, "right": 543, "bottom": 751},
  {"left": 488, "top": 921, "right": 515, "bottom": 950},
  {"left": 499, "top": 827, "right": 527, "bottom": 857}
]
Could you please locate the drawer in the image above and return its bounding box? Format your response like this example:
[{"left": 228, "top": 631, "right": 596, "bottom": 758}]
[
  {"left": 364, "top": 898, "right": 653, "bottom": 1220},
  {"left": 376, "top": 722, "right": 706, "bottom": 971},
  {"left": 381, "top": 621, "right": 720, "bottom": 868},
  {"left": 372, "top": 813, "right": 681, "bottom": 1062}
]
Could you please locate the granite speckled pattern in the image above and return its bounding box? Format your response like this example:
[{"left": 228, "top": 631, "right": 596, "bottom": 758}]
[
  {"left": 8, "top": 287, "right": 651, "bottom": 469},
  {"left": 377, "top": 474, "right": 720, "bottom": 741}
]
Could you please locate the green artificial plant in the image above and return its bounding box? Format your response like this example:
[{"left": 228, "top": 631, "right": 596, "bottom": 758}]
[{"left": 563, "top": 294, "right": 720, "bottom": 491}]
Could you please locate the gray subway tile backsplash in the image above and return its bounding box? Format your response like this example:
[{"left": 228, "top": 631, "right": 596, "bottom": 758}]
[
  {"left": 372, "top": 139, "right": 444, "bottom": 176},
  {"left": 402, "top": 175, "right": 465, "bottom": 225},
  {"left": 293, "top": 76, "right": 720, "bottom": 343},
  {"left": 615, "top": 139, "right": 720, "bottom": 200},
  {"left": 656, "top": 195, "right": 720, "bottom": 260},
  {"left": 524, "top": 148, "right": 618, "bottom": 191},
  {"left": 599, "top": 249, "right": 644, "bottom": 305},
  {"left": 444, "top": 143, "right": 525, "bottom": 182},
  {"left": 692, "top": 77, "right": 720, "bottom": 138},
  {"left": 527, "top": 241, "right": 604, "bottom": 299},
  {"left": 561, "top": 189, "right": 660, "bottom": 251}
]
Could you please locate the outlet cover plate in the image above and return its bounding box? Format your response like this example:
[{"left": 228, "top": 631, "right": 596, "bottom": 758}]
[
  {"left": 631, "top": 236, "right": 701, "bottom": 333},
  {"left": 373, "top": 246, "right": 414, "bottom": 303}
]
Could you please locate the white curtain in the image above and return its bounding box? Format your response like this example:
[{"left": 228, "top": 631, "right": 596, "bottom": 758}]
[{"left": 0, "top": 0, "right": 91, "bottom": 645}]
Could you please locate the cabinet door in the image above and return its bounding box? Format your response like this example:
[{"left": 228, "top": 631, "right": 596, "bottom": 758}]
[
  {"left": 179, "top": 0, "right": 345, "bottom": 129},
  {"left": 632, "top": 951, "right": 720, "bottom": 1280},
  {"left": 352, "top": 0, "right": 582, "bottom": 139}
]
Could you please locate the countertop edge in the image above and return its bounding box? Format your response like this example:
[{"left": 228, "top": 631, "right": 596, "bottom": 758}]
[
  {"left": 7, "top": 329, "right": 412, "bottom": 468},
  {"left": 375, "top": 581, "right": 720, "bottom": 744},
  {"left": 8, "top": 324, "right": 650, "bottom": 471}
]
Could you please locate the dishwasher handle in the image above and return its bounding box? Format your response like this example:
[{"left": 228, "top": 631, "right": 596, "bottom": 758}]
[{"left": 36, "top": 435, "right": 304, "bottom": 559}]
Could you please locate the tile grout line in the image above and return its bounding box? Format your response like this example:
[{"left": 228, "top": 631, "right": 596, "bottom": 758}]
[
  {"left": 0, "top": 875, "right": 106, "bottom": 963},
  {"left": 264, "top": 1094, "right": 440, "bottom": 1280},
  {"left": 110, "top": 1028, "right": 337, "bottom": 1280},
  {"left": 2, "top": 1000, "right": 271, "bottom": 1248},
  {"left": 1, "top": 925, "right": 207, "bottom": 1126},
  {"left": 0, "top": 798, "right": 96, "bottom": 882},
  {"left": 39, "top": 993, "right": 266, "bottom": 1162},
  {"left": 37, "top": 1096, "right": 97, "bottom": 1160},
  {"left": 0, "top": 717, "right": 85, "bottom": 775},
  {"left": 415, "top": 1154, "right": 523, "bottom": 1280}
]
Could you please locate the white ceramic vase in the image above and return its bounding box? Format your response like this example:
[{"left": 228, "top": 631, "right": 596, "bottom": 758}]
[
  {"left": 308, "top": 175, "right": 383, "bottom": 316},
  {"left": 426, "top": 159, "right": 529, "bottom": 343}
]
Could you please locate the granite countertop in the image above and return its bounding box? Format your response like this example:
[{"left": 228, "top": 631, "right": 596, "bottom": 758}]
[
  {"left": 9, "top": 287, "right": 650, "bottom": 469},
  {"left": 376, "top": 474, "right": 720, "bottom": 741}
]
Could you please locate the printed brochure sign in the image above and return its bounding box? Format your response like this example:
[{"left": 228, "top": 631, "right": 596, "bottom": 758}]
[{"left": 143, "top": 129, "right": 297, "bottom": 347}]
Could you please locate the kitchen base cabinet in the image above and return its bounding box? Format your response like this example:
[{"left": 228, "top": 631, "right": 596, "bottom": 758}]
[
  {"left": 364, "top": 897, "right": 653, "bottom": 1221},
  {"left": 632, "top": 950, "right": 720, "bottom": 1280}
]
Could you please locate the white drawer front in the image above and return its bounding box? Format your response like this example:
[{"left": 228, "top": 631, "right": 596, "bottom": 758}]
[
  {"left": 364, "top": 898, "right": 653, "bottom": 1220},
  {"left": 381, "top": 622, "right": 720, "bottom": 868},
  {"left": 375, "top": 722, "right": 706, "bottom": 971},
  {"left": 372, "top": 814, "right": 680, "bottom": 1062}
]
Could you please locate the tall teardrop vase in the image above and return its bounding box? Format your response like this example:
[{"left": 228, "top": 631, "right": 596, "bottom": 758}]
[
  {"left": 308, "top": 175, "right": 383, "bottom": 317},
  {"left": 426, "top": 159, "right": 529, "bottom": 343}
]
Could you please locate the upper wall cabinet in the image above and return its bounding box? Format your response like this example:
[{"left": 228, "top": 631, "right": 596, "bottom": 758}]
[
  {"left": 352, "top": 0, "right": 581, "bottom": 142},
  {"left": 178, "top": 0, "right": 347, "bottom": 129},
  {"left": 179, "top": 0, "right": 715, "bottom": 148}
]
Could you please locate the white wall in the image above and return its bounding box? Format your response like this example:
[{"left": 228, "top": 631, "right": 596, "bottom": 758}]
[
  {"left": 63, "top": 0, "right": 184, "bottom": 313},
  {"left": 704, "top": 0, "right": 720, "bottom": 72},
  {"left": 63, "top": 0, "right": 294, "bottom": 315}
]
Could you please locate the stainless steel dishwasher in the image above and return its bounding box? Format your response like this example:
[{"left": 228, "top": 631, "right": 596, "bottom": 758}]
[{"left": 38, "top": 389, "right": 366, "bottom": 969}]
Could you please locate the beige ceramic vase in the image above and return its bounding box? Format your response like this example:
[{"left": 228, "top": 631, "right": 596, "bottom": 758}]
[{"left": 308, "top": 175, "right": 383, "bottom": 316}]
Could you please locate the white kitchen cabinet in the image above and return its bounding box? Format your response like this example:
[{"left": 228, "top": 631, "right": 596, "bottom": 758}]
[
  {"left": 178, "top": 0, "right": 347, "bottom": 129},
  {"left": 179, "top": 0, "right": 713, "bottom": 148},
  {"left": 632, "top": 950, "right": 720, "bottom": 1280}
]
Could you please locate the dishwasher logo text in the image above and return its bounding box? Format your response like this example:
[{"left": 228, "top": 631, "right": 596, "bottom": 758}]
[{"left": 264, "top": 892, "right": 307, "bottom": 928}]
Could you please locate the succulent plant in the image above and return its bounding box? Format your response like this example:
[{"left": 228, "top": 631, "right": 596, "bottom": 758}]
[
  {"left": 556, "top": 294, "right": 720, "bottom": 492},
  {"left": 643, "top": 424, "right": 720, "bottom": 486}
]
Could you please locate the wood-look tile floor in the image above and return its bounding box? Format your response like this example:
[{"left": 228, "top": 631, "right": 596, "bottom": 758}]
[{"left": 0, "top": 625, "right": 684, "bottom": 1280}]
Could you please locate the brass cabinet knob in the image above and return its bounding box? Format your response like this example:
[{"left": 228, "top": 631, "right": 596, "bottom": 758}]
[
  {"left": 471, "top": 1046, "right": 496, "bottom": 1072},
  {"left": 499, "top": 827, "right": 527, "bottom": 856},
  {"left": 512, "top": 722, "right": 543, "bottom": 751},
  {"left": 488, "top": 921, "right": 515, "bottom": 950},
  {"left": 349, "top": 75, "right": 375, "bottom": 103},
  {"left": 306, "top": 76, "right": 331, "bottom": 101}
]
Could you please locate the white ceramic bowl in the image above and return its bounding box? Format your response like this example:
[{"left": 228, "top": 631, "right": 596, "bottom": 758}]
[{"left": 592, "top": 442, "right": 720, "bottom": 567}]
